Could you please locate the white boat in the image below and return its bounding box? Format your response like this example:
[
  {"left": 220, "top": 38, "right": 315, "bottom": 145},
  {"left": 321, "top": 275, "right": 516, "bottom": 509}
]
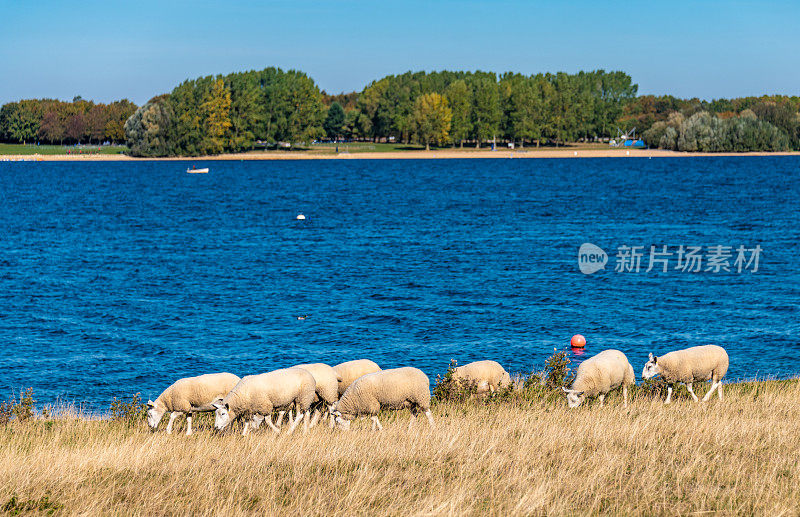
[{"left": 187, "top": 167, "right": 209, "bottom": 174}]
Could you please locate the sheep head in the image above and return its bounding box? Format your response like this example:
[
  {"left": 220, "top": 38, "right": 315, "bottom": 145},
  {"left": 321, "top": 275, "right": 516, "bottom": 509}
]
[
  {"left": 211, "top": 399, "right": 236, "bottom": 431},
  {"left": 329, "top": 404, "right": 352, "bottom": 430},
  {"left": 642, "top": 353, "right": 662, "bottom": 380},
  {"left": 562, "top": 387, "right": 586, "bottom": 408},
  {"left": 146, "top": 399, "right": 166, "bottom": 430}
]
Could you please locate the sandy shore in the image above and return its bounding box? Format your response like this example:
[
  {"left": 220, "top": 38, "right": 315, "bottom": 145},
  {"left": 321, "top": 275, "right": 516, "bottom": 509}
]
[{"left": 3, "top": 148, "right": 800, "bottom": 161}]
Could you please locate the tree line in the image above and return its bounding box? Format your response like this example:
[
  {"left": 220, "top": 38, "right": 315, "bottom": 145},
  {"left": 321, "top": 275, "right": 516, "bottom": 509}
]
[
  {"left": 124, "top": 68, "right": 325, "bottom": 156},
  {"left": 2, "top": 66, "right": 799, "bottom": 155},
  {"left": 0, "top": 97, "right": 136, "bottom": 145},
  {"left": 626, "top": 95, "right": 800, "bottom": 151},
  {"left": 122, "top": 68, "right": 638, "bottom": 156}
]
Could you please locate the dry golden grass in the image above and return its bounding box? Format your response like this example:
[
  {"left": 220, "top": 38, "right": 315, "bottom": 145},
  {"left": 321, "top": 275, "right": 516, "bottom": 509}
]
[{"left": 1, "top": 380, "right": 799, "bottom": 515}]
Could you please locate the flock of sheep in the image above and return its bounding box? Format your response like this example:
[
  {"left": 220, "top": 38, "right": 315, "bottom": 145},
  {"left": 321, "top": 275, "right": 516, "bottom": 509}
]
[{"left": 145, "top": 345, "right": 729, "bottom": 435}]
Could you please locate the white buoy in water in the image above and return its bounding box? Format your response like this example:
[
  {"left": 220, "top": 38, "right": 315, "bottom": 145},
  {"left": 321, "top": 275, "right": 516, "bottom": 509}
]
[
  {"left": 574, "top": 151, "right": 578, "bottom": 156},
  {"left": 296, "top": 214, "right": 306, "bottom": 220}
]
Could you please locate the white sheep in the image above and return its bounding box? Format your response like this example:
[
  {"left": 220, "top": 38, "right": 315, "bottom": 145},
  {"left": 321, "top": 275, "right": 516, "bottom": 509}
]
[
  {"left": 290, "top": 363, "right": 341, "bottom": 428},
  {"left": 452, "top": 360, "right": 512, "bottom": 394},
  {"left": 146, "top": 372, "right": 240, "bottom": 435},
  {"left": 211, "top": 368, "right": 316, "bottom": 435},
  {"left": 562, "top": 350, "right": 635, "bottom": 408},
  {"left": 642, "top": 345, "right": 729, "bottom": 404},
  {"left": 331, "top": 367, "right": 434, "bottom": 431},
  {"left": 332, "top": 359, "right": 382, "bottom": 396}
]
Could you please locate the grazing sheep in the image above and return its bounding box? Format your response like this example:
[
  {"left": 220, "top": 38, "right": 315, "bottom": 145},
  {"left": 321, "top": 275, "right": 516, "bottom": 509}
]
[
  {"left": 291, "top": 363, "right": 341, "bottom": 428},
  {"left": 562, "top": 350, "right": 635, "bottom": 408},
  {"left": 452, "top": 360, "right": 512, "bottom": 394},
  {"left": 211, "top": 368, "right": 316, "bottom": 436},
  {"left": 147, "top": 372, "right": 240, "bottom": 435},
  {"left": 642, "top": 345, "right": 729, "bottom": 404},
  {"left": 333, "top": 359, "right": 382, "bottom": 396},
  {"left": 331, "top": 367, "right": 434, "bottom": 431}
]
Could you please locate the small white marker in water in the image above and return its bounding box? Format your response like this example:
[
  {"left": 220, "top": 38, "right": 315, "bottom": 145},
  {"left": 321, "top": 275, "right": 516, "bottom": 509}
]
[
  {"left": 574, "top": 151, "right": 578, "bottom": 156},
  {"left": 296, "top": 214, "right": 306, "bottom": 220}
]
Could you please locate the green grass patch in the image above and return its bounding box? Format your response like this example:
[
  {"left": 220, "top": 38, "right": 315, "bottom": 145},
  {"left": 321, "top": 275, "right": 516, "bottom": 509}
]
[{"left": 0, "top": 143, "right": 128, "bottom": 155}]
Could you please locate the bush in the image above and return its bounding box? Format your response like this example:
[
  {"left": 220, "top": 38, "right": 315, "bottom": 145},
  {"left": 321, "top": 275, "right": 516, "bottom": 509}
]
[
  {"left": 432, "top": 360, "right": 478, "bottom": 403},
  {"left": 13, "top": 388, "right": 36, "bottom": 422},
  {"left": 3, "top": 494, "right": 63, "bottom": 515},
  {"left": 0, "top": 399, "right": 12, "bottom": 425},
  {"left": 110, "top": 393, "right": 146, "bottom": 425},
  {"left": 0, "top": 388, "right": 37, "bottom": 424},
  {"left": 647, "top": 109, "right": 791, "bottom": 152},
  {"left": 633, "top": 377, "right": 670, "bottom": 399},
  {"left": 543, "top": 349, "right": 573, "bottom": 389}
]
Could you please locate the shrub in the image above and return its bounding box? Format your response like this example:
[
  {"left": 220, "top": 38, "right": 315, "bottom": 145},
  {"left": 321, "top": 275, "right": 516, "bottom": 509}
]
[
  {"left": 110, "top": 393, "right": 146, "bottom": 425},
  {"left": 432, "top": 360, "right": 478, "bottom": 403},
  {"left": 12, "top": 388, "right": 36, "bottom": 422},
  {"left": 0, "top": 388, "right": 37, "bottom": 424},
  {"left": 634, "top": 377, "right": 670, "bottom": 399},
  {"left": 3, "top": 494, "right": 63, "bottom": 515},
  {"left": 543, "top": 349, "right": 573, "bottom": 389},
  {"left": 0, "top": 399, "right": 12, "bottom": 425}
]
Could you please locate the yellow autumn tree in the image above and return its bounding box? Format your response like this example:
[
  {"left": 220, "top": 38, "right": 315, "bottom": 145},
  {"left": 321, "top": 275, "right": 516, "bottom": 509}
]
[
  {"left": 201, "top": 78, "right": 232, "bottom": 154},
  {"left": 413, "top": 93, "right": 452, "bottom": 150}
]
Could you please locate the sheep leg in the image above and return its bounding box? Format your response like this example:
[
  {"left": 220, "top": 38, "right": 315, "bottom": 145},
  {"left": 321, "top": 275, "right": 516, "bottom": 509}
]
[
  {"left": 251, "top": 414, "right": 264, "bottom": 430},
  {"left": 309, "top": 409, "right": 321, "bottom": 429},
  {"left": 242, "top": 421, "right": 250, "bottom": 436},
  {"left": 702, "top": 380, "right": 722, "bottom": 402},
  {"left": 717, "top": 382, "right": 723, "bottom": 400},
  {"left": 424, "top": 409, "right": 435, "bottom": 427},
  {"left": 686, "top": 383, "right": 699, "bottom": 402},
  {"left": 186, "top": 414, "right": 193, "bottom": 436},
  {"left": 370, "top": 416, "right": 383, "bottom": 431},
  {"left": 264, "top": 416, "right": 281, "bottom": 434},
  {"left": 665, "top": 386, "right": 673, "bottom": 404},
  {"left": 598, "top": 394, "right": 605, "bottom": 407},
  {"left": 623, "top": 385, "right": 628, "bottom": 408},
  {"left": 408, "top": 413, "right": 416, "bottom": 430},
  {"left": 275, "top": 411, "right": 285, "bottom": 429},
  {"left": 286, "top": 411, "right": 304, "bottom": 435},
  {"left": 328, "top": 405, "right": 336, "bottom": 429},
  {"left": 303, "top": 410, "right": 310, "bottom": 433},
  {"left": 166, "top": 412, "right": 180, "bottom": 434}
]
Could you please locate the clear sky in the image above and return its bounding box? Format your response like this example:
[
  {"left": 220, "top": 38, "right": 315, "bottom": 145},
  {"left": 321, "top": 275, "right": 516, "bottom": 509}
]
[{"left": 2, "top": 0, "right": 798, "bottom": 105}]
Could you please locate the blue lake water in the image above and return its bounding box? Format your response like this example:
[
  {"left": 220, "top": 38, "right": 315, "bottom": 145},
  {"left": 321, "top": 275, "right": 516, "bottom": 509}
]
[{"left": 0, "top": 157, "right": 798, "bottom": 409}]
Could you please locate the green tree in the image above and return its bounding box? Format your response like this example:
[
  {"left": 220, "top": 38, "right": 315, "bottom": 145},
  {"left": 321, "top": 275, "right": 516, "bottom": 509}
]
[
  {"left": 445, "top": 80, "right": 472, "bottom": 147},
  {"left": 470, "top": 74, "right": 501, "bottom": 148},
  {"left": 200, "top": 78, "right": 233, "bottom": 154},
  {"left": 283, "top": 71, "right": 325, "bottom": 143},
  {"left": 413, "top": 93, "right": 452, "bottom": 150},
  {"left": 227, "top": 72, "right": 262, "bottom": 152},
  {"left": 324, "top": 102, "right": 345, "bottom": 139}
]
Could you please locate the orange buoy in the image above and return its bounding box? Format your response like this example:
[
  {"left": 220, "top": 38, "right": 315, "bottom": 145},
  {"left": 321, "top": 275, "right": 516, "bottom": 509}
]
[{"left": 570, "top": 334, "right": 586, "bottom": 348}]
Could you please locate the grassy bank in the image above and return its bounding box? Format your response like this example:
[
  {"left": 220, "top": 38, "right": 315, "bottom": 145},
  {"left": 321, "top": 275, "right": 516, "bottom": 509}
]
[
  {"left": 1, "top": 378, "right": 798, "bottom": 515},
  {"left": 0, "top": 143, "right": 127, "bottom": 156}
]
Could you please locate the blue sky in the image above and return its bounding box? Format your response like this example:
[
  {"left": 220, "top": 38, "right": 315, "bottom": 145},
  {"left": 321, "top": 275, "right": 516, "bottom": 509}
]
[{"left": 1, "top": 0, "right": 798, "bottom": 105}]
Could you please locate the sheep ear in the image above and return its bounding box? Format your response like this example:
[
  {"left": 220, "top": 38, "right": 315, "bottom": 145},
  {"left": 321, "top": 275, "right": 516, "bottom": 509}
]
[
  {"left": 577, "top": 391, "right": 585, "bottom": 397},
  {"left": 561, "top": 387, "right": 572, "bottom": 393},
  {"left": 211, "top": 399, "right": 224, "bottom": 410},
  {"left": 648, "top": 352, "right": 654, "bottom": 362},
  {"left": 146, "top": 400, "right": 155, "bottom": 408}
]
